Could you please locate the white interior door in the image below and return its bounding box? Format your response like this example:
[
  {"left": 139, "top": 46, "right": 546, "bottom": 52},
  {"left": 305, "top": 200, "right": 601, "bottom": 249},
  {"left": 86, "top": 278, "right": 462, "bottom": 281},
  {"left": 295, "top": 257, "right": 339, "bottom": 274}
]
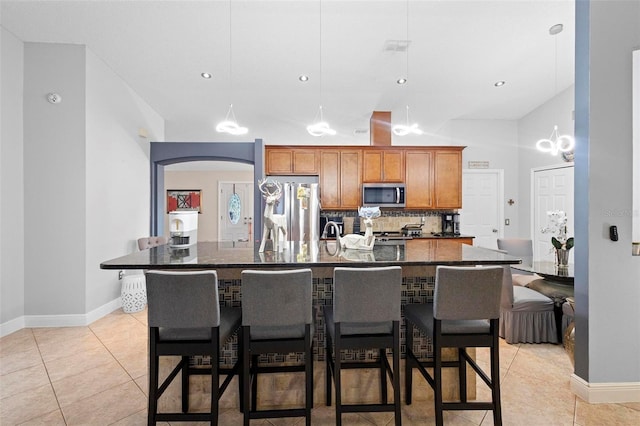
[
  {"left": 461, "top": 170, "right": 504, "bottom": 249},
  {"left": 532, "top": 164, "right": 574, "bottom": 261},
  {"left": 219, "top": 182, "right": 253, "bottom": 242}
]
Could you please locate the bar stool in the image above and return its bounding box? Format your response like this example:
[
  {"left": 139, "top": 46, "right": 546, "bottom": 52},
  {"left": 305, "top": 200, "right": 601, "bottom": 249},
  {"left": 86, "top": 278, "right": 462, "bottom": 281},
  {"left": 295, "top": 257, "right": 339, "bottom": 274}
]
[
  {"left": 405, "top": 265, "right": 504, "bottom": 426},
  {"left": 145, "top": 270, "right": 241, "bottom": 425},
  {"left": 324, "top": 266, "right": 402, "bottom": 426},
  {"left": 240, "top": 269, "right": 314, "bottom": 426}
]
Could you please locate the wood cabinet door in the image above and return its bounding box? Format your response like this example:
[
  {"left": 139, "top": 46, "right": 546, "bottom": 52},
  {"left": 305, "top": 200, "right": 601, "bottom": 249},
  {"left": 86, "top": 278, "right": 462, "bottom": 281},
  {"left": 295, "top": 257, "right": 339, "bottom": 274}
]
[
  {"left": 405, "top": 150, "right": 433, "bottom": 209},
  {"left": 434, "top": 150, "right": 462, "bottom": 209},
  {"left": 265, "top": 148, "right": 318, "bottom": 175},
  {"left": 362, "top": 150, "right": 383, "bottom": 182},
  {"left": 320, "top": 151, "right": 340, "bottom": 209},
  {"left": 266, "top": 149, "right": 294, "bottom": 174},
  {"left": 382, "top": 150, "right": 404, "bottom": 182},
  {"left": 339, "top": 150, "right": 362, "bottom": 208},
  {"left": 362, "top": 149, "right": 404, "bottom": 182},
  {"left": 292, "top": 149, "right": 319, "bottom": 174}
]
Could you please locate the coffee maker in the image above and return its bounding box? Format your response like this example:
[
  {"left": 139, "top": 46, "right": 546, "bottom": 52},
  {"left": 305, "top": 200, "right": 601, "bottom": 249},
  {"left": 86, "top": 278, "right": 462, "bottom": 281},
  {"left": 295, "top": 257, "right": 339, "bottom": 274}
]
[{"left": 441, "top": 213, "right": 460, "bottom": 236}]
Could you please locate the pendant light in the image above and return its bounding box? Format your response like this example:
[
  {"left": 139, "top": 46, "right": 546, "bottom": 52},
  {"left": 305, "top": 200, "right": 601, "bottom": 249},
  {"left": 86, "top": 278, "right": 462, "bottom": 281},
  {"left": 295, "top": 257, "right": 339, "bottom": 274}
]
[
  {"left": 217, "top": 0, "right": 248, "bottom": 136},
  {"left": 536, "top": 24, "right": 574, "bottom": 155},
  {"left": 393, "top": 106, "right": 424, "bottom": 136},
  {"left": 307, "top": 0, "right": 335, "bottom": 137},
  {"left": 392, "top": 0, "right": 423, "bottom": 137}
]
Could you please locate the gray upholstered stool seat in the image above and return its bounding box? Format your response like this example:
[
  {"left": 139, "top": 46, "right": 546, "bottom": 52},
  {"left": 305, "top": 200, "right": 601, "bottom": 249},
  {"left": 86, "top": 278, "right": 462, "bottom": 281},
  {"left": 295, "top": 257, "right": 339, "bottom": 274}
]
[
  {"left": 158, "top": 307, "right": 241, "bottom": 342},
  {"left": 324, "top": 266, "right": 402, "bottom": 426},
  {"left": 145, "top": 270, "right": 241, "bottom": 425},
  {"left": 241, "top": 268, "right": 314, "bottom": 426},
  {"left": 405, "top": 265, "right": 504, "bottom": 426},
  {"left": 404, "top": 303, "right": 491, "bottom": 335}
]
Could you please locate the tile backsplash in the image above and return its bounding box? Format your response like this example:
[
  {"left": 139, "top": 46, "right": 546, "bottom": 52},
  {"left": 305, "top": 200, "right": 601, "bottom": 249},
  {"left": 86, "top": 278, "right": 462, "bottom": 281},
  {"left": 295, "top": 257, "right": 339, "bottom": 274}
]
[{"left": 322, "top": 210, "right": 453, "bottom": 234}]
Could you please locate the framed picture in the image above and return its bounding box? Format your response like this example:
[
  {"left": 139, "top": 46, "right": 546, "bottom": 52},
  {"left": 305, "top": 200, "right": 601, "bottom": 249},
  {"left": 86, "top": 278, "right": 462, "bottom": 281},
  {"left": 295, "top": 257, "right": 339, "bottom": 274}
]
[{"left": 167, "top": 190, "right": 202, "bottom": 213}]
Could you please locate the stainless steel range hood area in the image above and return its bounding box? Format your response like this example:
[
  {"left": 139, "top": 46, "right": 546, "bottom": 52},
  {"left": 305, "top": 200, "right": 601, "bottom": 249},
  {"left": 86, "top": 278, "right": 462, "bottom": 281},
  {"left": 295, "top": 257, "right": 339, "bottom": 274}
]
[{"left": 370, "top": 111, "right": 392, "bottom": 146}]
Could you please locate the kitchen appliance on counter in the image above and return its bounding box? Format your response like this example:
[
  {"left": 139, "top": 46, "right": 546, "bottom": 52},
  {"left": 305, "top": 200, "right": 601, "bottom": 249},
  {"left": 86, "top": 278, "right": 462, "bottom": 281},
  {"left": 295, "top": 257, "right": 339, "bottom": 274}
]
[
  {"left": 362, "top": 183, "right": 406, "bottom": 208},
  {"left": 402, "top": 224, "right": 423, "bottom": 237},
  {"left": 272, "top": 182, "right": 321, "bottom": 242},
  {"left": 441, "top": 213, "right": 461, "bottom": 236},
  {"left": 169, "top": 211, "right": 198, "bottom": 247}
]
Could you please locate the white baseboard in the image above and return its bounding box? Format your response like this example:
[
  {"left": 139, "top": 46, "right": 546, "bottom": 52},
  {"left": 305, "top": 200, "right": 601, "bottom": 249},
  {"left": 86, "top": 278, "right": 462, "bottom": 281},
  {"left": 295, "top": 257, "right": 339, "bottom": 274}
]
[
  {"left": 571, "top": 374, "right": 640, "bottom": 403},
  {"left": 0, "top": 316, "right": 26, "bottom": 338},
  {"left": 0, "top": 297, "right": 122, "bottom": 337}
]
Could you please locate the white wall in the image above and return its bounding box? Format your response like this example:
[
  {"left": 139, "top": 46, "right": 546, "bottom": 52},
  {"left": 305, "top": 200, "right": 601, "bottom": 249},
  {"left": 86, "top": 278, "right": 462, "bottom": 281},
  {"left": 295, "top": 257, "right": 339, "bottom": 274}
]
[
  {"left": 633, "top": 50, "right": 640, "bottom": 244},
  {"left": 23, "top": 43, "right": 87, "bottom": 316},
  {"left": 164, "top": 169, "right": 254, "bottom": 241},
  {"left": 0, "top": 29, "right": 25, "bottom": 328},
  {"left": 0, "top": 41, "right": 164, "bottom": 333},
  {"left": 517, "top": 85, "right": 575, "bottom": 239},
  {"left": 85, "top": 49, "right": 164, "bottom": 313},
  {"left": 445, "top": 119, "right": 520, "bottom": 236}
]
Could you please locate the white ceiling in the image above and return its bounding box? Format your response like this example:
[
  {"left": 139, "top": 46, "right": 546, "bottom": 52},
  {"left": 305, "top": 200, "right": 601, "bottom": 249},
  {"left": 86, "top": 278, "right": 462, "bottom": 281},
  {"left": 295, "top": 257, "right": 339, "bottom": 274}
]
[{"left": 1, "top": 0, "right": 575, "bottom": 151}]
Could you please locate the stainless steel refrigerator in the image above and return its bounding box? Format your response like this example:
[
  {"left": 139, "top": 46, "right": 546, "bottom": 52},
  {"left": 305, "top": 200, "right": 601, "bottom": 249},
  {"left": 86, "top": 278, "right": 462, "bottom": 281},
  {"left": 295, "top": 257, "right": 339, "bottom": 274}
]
[{"left": 272, "top": 181, "right": 321, "bottom": 242}]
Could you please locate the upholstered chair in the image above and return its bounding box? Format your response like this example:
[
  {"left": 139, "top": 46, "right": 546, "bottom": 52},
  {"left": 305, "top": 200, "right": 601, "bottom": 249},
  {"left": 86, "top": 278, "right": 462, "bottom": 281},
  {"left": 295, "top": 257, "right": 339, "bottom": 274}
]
[
  {"left": 240, "top": 269, "right": 314, "bottom": 426},
  {"left": 405, "top": 266, "right": 504, "bottom": 426},
  {"left": 324, "top": 266, "right": 402, "bottom": 426},
  {"left": 499, "top": 265, "right": 558, "bottom": 344},
  {"left": 138, "top": 236, "right": 168, "bottom": 250},
  {"left": 497, "top": 238, "right": 540, "bottom": 286},
  {"left": 145, "top": 270, "right": 241, "bottom": 425}
]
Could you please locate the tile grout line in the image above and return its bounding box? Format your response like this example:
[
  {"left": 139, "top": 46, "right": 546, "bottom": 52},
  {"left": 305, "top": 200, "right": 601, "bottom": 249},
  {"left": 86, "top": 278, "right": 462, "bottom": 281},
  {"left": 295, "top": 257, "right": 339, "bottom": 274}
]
[{"left": 31, "top": 327, "right": 69, "bottom": 426}]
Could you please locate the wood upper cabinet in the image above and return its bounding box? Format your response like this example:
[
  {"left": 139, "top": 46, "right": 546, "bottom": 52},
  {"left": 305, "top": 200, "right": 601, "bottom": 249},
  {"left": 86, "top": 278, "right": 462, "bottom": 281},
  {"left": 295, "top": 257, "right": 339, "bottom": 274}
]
[
  {"left": 405, "top": 147, "right": 463, "bottom": 209},
  {"left": 320, "top": 149, "right": 362, "bottom": 210},
  {"left": 433, "top": 149, "right": 462, "bottom": 209},
  {"left": 362, "top": 149, "right": 404, "bottom": 182},
  {"left": 405, "top": 150, "right": 434, "bottom": 209},
  {"left": 265, "top": 145, "right": 463, "bottom": 210},
  {"left": 265, "top": 147, "right": 318, "bottom": 175}
]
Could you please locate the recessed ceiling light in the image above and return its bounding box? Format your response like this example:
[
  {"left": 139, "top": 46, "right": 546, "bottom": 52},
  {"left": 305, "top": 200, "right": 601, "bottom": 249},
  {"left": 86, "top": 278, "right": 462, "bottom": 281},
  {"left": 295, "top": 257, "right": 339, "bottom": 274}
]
[
  {"left": 201, "top": 72, "right": 212, "bottom": 79},
  {"left": 494, "top": 80, "right": 506, "bottom": 87},
  {"left": 299, "top": 75, "right": 309, "bottom": 82},
  {"left": 397, "top": 78, "right": 407, "bottom": 85}
]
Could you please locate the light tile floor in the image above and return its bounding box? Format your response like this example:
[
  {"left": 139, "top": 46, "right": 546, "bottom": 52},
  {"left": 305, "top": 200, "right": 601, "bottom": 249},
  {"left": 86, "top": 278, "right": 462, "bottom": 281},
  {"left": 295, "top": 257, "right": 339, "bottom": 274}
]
[{"left": 1, "top": 308, "right": 639, "bottom": 425}]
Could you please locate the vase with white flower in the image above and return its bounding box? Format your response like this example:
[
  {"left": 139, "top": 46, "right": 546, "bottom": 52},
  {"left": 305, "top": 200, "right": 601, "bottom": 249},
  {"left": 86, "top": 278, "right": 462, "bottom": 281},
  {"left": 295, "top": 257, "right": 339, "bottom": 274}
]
[{"left": 541, "top": 210, "right": 574, "bottom": 267}]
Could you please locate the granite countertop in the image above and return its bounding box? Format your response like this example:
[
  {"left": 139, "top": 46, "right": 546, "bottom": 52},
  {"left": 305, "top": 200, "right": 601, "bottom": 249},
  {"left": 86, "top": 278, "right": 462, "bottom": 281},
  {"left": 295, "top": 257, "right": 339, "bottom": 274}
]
[{"left": 100, "top": 239, "right": 519, "bottom": 270}]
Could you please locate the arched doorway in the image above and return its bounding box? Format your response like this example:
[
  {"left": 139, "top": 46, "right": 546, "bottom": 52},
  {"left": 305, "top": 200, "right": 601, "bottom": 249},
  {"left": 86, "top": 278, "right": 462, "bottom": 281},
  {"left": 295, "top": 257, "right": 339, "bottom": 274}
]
[{"left": 149, "top": 140, "right": 264, "bottom": 237}]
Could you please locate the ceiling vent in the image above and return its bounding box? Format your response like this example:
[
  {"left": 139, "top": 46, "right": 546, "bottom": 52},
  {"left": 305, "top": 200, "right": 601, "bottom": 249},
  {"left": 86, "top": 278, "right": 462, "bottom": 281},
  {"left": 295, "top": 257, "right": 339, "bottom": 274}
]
[
  {"left": 383, "top": 39, "right": 411, "bottom": 52},
  {"left": 354, "top": 128, "right": 369, "bottom": 135}
]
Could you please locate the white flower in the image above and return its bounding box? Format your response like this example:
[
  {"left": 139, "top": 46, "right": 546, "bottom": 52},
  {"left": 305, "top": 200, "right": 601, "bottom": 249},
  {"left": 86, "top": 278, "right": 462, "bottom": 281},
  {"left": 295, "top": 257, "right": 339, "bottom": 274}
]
[{"left": 541, "top": 210, "right": 573, "bottom": 250}]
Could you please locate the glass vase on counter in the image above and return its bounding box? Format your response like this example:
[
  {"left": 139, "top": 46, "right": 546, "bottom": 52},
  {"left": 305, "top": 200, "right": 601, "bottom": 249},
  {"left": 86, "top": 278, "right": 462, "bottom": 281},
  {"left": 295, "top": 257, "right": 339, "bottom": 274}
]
[{"left": 555, "top": 247, "right": 570, "bottom": 268}]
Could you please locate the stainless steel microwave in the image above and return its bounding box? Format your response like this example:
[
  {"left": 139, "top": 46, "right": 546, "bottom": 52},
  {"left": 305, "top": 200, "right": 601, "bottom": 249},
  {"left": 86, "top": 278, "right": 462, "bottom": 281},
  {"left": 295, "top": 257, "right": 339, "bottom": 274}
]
[{"left": 362, "top": 183, "right": 406, "bottom": 207}]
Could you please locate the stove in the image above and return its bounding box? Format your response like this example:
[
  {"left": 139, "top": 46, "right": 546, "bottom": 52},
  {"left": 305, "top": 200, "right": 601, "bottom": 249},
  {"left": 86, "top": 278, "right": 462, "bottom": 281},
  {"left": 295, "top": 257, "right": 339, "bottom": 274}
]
[
  {"left": 358, "top": 231, "right": 412, "bottom": 244},
  {"left": 371, "top": 232, "right": 413, "bottom": 245}
]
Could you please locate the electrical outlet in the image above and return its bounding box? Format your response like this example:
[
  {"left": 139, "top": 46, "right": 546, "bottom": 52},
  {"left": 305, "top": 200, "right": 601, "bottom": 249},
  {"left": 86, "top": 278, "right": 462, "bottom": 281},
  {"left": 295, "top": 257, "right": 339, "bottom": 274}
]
[{"left": 118, "top": 270, "right": 124, "bottom": 280}]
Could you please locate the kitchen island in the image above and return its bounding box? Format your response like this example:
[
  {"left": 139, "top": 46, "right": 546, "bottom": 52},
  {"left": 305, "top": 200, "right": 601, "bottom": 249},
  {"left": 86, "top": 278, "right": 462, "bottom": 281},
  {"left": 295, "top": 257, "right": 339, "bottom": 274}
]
[
  {"left": 100, "top": 238, "right": 512, "bottom": 272},
  {"left": 102, "top": 239, "right": 518, "bottom": 359},
  {"left": 102, "top": 239, "right": 518, "bottom": 401}
]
